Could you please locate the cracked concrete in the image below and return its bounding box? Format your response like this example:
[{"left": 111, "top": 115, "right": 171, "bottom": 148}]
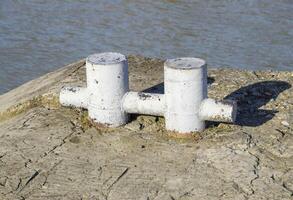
[{"left": 0, "top": 56, "right": 292, "bottom": 200}]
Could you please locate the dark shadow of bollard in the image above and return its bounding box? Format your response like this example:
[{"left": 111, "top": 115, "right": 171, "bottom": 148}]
[
  {"left": 143, "top": 83, "right": 164, "bottom": 94},
  {"left": 224, "top": 81, "right": 291, "bottom": 127},
  {"left": 142, "top": 77, "right": 215, "bottom": 94},
  {"left": 142, "top": 80, "right": 291, "bottom": 128}
]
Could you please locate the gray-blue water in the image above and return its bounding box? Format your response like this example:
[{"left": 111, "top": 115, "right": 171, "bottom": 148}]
[{"left": 0, "top": 0, "right": 292, "bottom": 94}]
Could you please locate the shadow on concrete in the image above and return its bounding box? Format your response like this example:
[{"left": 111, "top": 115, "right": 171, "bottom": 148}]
[
  {"left": 143, "top": 77, "right": 215, "bottom": 94},
  {"left": 224, "top": 81, "right": 291, "bottom": 126},
  {"left": 143, "top": 83, "right": 164, "bottom": 94},
  {"left": 142, "top": 80, "right": 291, "bottom": 127}
]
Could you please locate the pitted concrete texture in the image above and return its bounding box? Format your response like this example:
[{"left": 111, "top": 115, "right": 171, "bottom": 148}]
[{"left": 0, "top": 56, "right": 292, "bottom": 200}]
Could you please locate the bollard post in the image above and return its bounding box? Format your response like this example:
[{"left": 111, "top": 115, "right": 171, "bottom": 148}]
[{"left": 164, "top": 58, "right": 207, "bottom": 133}]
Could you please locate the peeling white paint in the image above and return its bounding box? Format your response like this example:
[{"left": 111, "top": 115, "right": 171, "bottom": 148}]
[
  {"left": 122, "top": 92, "right": 165, "bottom": 116},
  {"left": 59, "top": 86, "right": 88, "bottom": 108},
  {"left": 199, "top": 98, "right": 237, "bottom": 123}
]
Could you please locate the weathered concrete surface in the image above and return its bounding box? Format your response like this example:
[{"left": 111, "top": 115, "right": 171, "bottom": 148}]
[{"left": 0, "top": 56, "right": 292, "bottom": 200}]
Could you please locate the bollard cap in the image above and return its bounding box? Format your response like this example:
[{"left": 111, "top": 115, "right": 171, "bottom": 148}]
[
  {"left": 165, "top": 57, "right": 206, "bottom": 70},
  {"left": 87, "top": 52, "right": 127, "bottom": 65}
]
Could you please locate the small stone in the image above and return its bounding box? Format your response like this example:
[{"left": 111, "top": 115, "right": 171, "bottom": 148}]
[
  {"left": 281, "top": 121, "right": 290, "bottom": 127},
  {"left": 124, "top": 121, "right": 141, "bottom": 131},
  {"left": 0, "top": 177, "right": 7, "bottom": 187}
]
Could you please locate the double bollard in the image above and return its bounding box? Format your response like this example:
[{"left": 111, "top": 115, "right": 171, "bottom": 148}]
[{"left": 60, "top": 52, "right": 237, "bottom": 134}]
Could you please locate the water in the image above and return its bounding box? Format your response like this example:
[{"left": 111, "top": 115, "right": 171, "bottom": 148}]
[{"left": 0, "top": 0, "right": 292, "bottom": 94}]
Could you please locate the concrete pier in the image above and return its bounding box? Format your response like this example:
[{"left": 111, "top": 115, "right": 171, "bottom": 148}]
[{"left": 0, "top": 56, "right": 292, "bottom": 200}]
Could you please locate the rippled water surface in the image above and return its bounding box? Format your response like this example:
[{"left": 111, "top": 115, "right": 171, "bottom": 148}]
[{"left": 0, "top": 0, "right": 292, "bottom": 94}]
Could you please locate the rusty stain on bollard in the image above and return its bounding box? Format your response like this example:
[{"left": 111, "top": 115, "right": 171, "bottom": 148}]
[{"left": 60, "top": 52, "right": 237, "bottom": 134}]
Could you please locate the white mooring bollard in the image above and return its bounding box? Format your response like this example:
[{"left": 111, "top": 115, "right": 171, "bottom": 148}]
[
  {"left": 60, "top": 52, "right": 237, "bottom": 134},
  {"left": 164, "top": 58, "right": 208, "bottom": 132},
  {"left": 60, "top": 52, "right": 129, "bottom": 126}
]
